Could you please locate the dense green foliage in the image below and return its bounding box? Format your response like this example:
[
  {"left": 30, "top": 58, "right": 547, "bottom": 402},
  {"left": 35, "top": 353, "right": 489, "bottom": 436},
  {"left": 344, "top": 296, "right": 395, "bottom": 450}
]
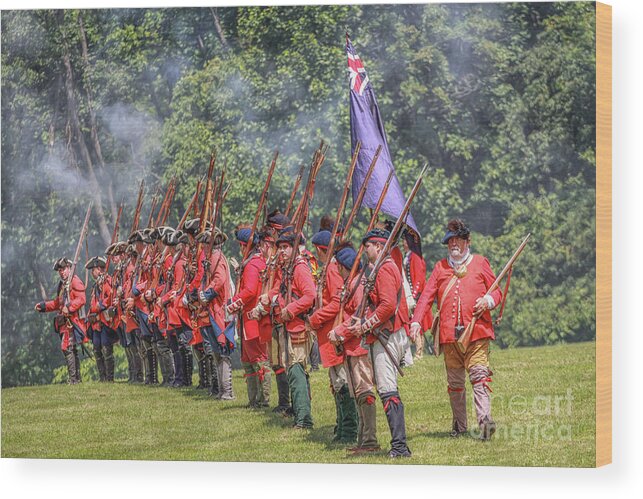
[
  {"left": 1, "top": 3, "right": 596, "bottom": 386},
  {"left": 2, "top": 342, "right": 596, "bottom": 466}
]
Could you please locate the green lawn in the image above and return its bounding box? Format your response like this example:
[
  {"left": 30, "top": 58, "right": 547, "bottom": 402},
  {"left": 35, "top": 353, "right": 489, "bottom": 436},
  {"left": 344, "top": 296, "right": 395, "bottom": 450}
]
[{"left": 1, "top": 342, "right": 596, "bottom": 467}]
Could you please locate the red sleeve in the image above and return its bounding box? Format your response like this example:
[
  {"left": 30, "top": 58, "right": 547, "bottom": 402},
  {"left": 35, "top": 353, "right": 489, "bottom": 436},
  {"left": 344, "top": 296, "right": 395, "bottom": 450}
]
[
  {"left": 67, "top": 276, "right": 86, "bottom": 313},
  {"left": 285, "top": 261, "right": 316, "bottom": 318},
  {"left": 412, "top": 262, "right": 439, "bottom": 324},
  {"left": 44, "top": 297, "right": 60, "bottom": 312},
  {"left": 410, "top": 253, "right": 426, "bottom": 298},
  {"left": 206, "top": 251, "right": 229, "bottom": 300},
  {"left": 364, "top": 262, "right": 398, "bottom": 327},
  {"left": 309, "top": 261, "right": 343, "bottom": 329},
  {"left": 187, "top": 248, "right": 205, "bottom": 292},
  {"left": 233, "top": 258, "right": 262, "bottom": 307},
  {"left": 101, "top": 277, "right": 113, "bottom": 308}
]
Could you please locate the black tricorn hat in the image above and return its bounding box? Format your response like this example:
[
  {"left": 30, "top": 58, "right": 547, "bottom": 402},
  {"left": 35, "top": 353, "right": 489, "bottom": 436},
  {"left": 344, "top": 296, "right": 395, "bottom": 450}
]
[
  {"left": 85, "top": 256, "right": 107, "bottom": 270},
  {"left": 106, "top": 241, "right": 127, "bottom": 256},
  {"left": 141, "top": 228, "right": 156, "bottom": 243},
  {"left": 53, "top": 257, "right": 72, "bottom": 271},
  {"left": 169, "top": 229, "right": 190, "bottom": 246},
  {"left": 127, "top": 230, "right": 145, "bottom": 244},
  {"left": 156, "top": 226, "right": 175, "bottom": 245},
  {"left": 196, "top": 227, "right": 227, "bottom": 245},
  {"left": 183, "top": 218, "right": 212, "bottom": 236}
]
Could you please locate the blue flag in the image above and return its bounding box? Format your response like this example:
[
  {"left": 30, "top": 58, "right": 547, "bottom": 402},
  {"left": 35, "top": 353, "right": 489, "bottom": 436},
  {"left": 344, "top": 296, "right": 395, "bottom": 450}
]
[{"left": 346, "top": 35, "right": 422, "bottom": 257}]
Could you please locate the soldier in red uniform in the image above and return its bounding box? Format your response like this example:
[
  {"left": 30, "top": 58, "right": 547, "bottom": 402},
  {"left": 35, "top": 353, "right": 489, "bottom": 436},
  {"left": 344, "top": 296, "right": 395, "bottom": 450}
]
[
  {"left": 106, "top": 241, "right": 141, "bottom": 382},
  {"left": 401, "top": 232, "right": 430, "bottom": 360},
  {"left": 226, "top": 226, "right": 271, "bottom": 408},
  {"left": 346, "top": 228, "right": 412, "bottom": 458},
  {"left": 309, "top": 231, "right": 358, "bottom": 443},
  {"left": 85, "top": 256, "right": 118, "bottom": 382},
  {"left": 329, "top": 243, "right": 380, "bottom": 454},
  {"left": 411, "top": 219, "right": 501, "bottom": 440},
  {"left": 195, "top": 227, "right": 235, "bottom": 400},
  {"left": 273, "top": 226, "right": 316, "bottom": 429},
  {"left": 34, "top": 258, "right": 88, "bottom": 384},
  {"left": 160, "top": 229, "right": 194, "bottom": 387}
]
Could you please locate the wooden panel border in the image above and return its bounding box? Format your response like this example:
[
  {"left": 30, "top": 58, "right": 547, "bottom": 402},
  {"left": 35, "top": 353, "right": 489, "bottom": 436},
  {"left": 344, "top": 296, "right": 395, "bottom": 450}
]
[{"left": 595, "top": 1, "right": 612, "bottom": 468}]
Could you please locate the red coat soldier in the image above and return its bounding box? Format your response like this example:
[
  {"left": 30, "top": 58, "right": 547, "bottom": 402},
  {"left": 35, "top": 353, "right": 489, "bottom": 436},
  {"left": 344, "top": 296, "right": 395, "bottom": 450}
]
[
  {"left": 309, "top": 231, "right": 358, "bottom": 443},
  {"left": 34, "top": 257, "right": 88, "bottom": 384},
  {"left": 411, "top": 219, "right": 502, "bottom": 440},
  {"left": 345, "top": 228, "right": 412, "bottom": 458}
]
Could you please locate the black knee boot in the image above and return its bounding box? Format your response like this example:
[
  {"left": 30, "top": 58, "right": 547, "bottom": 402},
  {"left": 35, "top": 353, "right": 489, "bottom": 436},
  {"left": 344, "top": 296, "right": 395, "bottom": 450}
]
[{"left": 381, "top": 391, "right": 411, "bottom": 458}]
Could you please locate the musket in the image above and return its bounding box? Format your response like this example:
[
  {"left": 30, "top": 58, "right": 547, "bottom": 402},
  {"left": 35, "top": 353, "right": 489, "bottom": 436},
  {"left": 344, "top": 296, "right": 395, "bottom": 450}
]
[
  {"left": 105, "top": 202, "right": 124, "bottom": 270},
  {"left": 130, "top": 179, "right": 145, "bottom": 234},
  {"left": 155, "top": 176, "right": 176, "bottom": 227},
  {"left": 63, "top": 201, "right": 94, "bottom": 345},
  {"left": 341, "top": 144, "right": 381, "bottom": 241},
  {"left": 237, "top": 151, "right": 279, "bottom": 287},
  {"left": 315, "top": 143, "right": 360, "bottom": 309},
  {"left": 456, "top": 233, "right": 531, "bottom": 353},
  {"left": 284, "top": 163, "right": 305, "bottom": 218},
  {"left": 342, "top": 168, "right": 395, "bottom": 305},
  {"left": 285, "top": 145, "right": 326, "bottom": 304},
  {"left": 146, "top": 185, "right": 161, "bottom": 229},
  {"left": 351, "top": 163, "right": 428, "bottom": 376}
]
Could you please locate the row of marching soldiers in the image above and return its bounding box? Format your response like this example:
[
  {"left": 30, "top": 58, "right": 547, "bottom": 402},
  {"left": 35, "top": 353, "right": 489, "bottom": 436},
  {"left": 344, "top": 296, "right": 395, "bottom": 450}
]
[{"left": 35, "top": 211, "right": 500, "bottom": 457}]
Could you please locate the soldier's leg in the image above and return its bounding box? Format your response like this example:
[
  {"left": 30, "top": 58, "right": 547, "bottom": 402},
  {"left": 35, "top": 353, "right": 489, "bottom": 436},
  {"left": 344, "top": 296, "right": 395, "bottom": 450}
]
[
  {"left": 201, "top": 330, "right": 219, "bottom": 397},
  {"left": 271, "top": 326, "right": 290, "bottom": 413},
  {"left": 466, "top": 339, "right": 495, "bottom": 440},
  {"left": 372, "top": 329, "right": 411, "bottom": 457},
  {"left": 129, "top": 331, "right": 144, "bottom": 383},
  {"left": 193, "top": 344, "right": 208, "bottom": 389},
  {"left": 139, "top": 334, "right": 153, "bottom": 384},
  {"left": 242, "top": 361, "right": 258, "bottom": 407},
  {"left": 347, "top": 354, "right": 379, "bottom": 451},
  {"left": 73, "top": 345, "right": 82, "bottom": 383},
  {"left": 333, "top": 364, "right": 357, "bottom": 443},
  {"left": 287, "top": 341, "right": 313, "bottom": 428},
  {"left": 93, "top": 330, "right": 107, "bottom": 382},
  {"left": 102, "top": 328, "right": 115, "bottom": 383},
  {"left": 309, "top": 335, "right": 320, "bottom": 371},
  {"left": 257, "top": 341, "right": 271, "bottom": 406},
  {"left": 62, "top": 348, "right": 76, "bottom": 385},
  {"left": 443, "top": 343, "right": 467, "bottom": 435},
  {"left": 214, "top": 351, "right": 235, "bottom": 400},
  {"left": 153, "top": 327, "right": 175, "bottom": 386},
  {"left": 167, "top": 330, "right": 183, "bottom": 387},
  {"left": 177, "top": 327, "right": 193, "bottom": 386}
]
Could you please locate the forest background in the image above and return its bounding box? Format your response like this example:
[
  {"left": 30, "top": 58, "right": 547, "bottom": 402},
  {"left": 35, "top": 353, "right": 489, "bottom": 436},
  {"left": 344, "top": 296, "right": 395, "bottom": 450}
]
[{"left": 1, "top": 2, "right": 596, "bottom": 387}]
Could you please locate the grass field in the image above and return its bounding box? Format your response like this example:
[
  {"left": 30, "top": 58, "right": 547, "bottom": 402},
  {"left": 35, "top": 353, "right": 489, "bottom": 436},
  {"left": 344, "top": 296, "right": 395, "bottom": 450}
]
[{"left": 1, "top": 342, "right": 596, "bottom": 467}]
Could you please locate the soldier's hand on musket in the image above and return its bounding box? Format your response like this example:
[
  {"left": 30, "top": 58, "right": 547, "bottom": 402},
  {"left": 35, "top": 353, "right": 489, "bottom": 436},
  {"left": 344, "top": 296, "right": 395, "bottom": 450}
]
[
  {"left": 259, "top": 293, "right": 270, "bottom": 306},
  {"left": 473, "top": 295, "right": 492, "bottom": 316},
  {"left": 61, "top": 305, "right": 70, "bottom": 315},
  {"left": 125, "top": 297, "right": 135, "bottom": 311},
  {"left": 409, "top": 321, "right": 422, "bottom": 341},
  {"left": 144, "top": 289, "right": 155, "bottom": 302},
  {"left": 328, "top": 329, "right": 343, "bottom": 346},
  {"left": 116, "top": 286, "right": 124, "bottom": 299},
  {"left": 280, "top": 308, "right": 293, "bottom": 322},
  {"left": 347, "top": 316, "right": 364, "bottom": 336},
  {"left": 34, "top": 303, "right": 44, "bottom": 312}
]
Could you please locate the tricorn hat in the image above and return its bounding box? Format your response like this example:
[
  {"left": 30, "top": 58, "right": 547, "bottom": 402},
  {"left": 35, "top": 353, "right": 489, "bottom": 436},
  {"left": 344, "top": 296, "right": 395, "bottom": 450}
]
[
  {"left": 169, "top": 229, "right": 189, "bottom": 246},
  {"left": 183, "top": 218, "right": 212, "bottom": 236},
  {"left": 84, "top": 256, "right": 107, "bottom": 270},
  {"left": 196, "top": 227, "right": 227, "bottom": 245},
  {"left": 53, "top": 257, "right": 72, "bottom": 271},
  {"left": 156, "top": 226, "right": 175, "bottom": 244},
  {"left": 127, "top": 230, "right": 146, "bottom": 244},
  {"left": 441, "top": 219, "right": 470, "bottom": 245},
  {"left": 106, "top": 241, "right": 127, "bottom": 256}
]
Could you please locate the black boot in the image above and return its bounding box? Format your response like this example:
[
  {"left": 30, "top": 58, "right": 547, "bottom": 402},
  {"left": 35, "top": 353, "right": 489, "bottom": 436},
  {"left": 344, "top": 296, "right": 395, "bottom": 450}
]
[
  {"left": 104, "top": 344, "right": 115, "bottom": 382},
  {"left": 94, "top": 345, "right": 106, "bottom": 382},
  {"left": 172, "top": 351, "right": 185, "bottom": 387},
  {"left": 151, "top": 350, "right": 159, "bottom": 385},
  {"left": 381, "top": 391, "right": 411, "bottom": 458},
  {"left": 208, "top": 355, "right": 219, "bottom": 398},
  {"left": 272, "top": 369, "right": 291, "bottom": 414},
  {"left": 73, "top": 346, "right": 82, "bottom": 384},
  {"left": 184, "top": 349, "right": 193, "bottom": 386}
]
